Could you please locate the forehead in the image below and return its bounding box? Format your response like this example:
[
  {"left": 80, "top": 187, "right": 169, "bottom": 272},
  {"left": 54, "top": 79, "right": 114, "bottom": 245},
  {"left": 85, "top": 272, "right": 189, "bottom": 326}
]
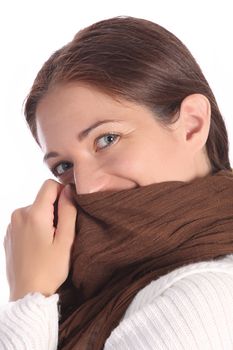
[
  {"left": 35, "top": 82, "right": 157, "bottom": 151},
  {"left": 36, "top": 83, "right": 135, "bottom": 119},
  {"left": 35, "top": 82, "right": 161, "bottom": 138}
]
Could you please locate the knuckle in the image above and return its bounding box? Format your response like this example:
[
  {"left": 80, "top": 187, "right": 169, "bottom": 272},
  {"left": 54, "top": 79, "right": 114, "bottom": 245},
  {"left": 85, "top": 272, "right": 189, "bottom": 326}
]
[
  {"left": 44, "top": 178, "right": 53, "bottom": 186},
  {"left": 10, "top": 208, "right": 21, "bottom": 221},
  {"left": 37, "top": 179, "right": 61, "bottom": 197},
  {"left": 11, "top": 206, "right": 32, "bottom": 222},
  {"left": 44, "top": 178, "right": 59, "bottom": 188}
]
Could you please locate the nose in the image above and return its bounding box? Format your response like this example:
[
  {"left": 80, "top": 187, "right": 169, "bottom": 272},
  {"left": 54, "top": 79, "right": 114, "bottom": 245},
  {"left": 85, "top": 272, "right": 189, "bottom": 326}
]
[{"left": 72, "top": 162, "right": 111, "bottom": 194}]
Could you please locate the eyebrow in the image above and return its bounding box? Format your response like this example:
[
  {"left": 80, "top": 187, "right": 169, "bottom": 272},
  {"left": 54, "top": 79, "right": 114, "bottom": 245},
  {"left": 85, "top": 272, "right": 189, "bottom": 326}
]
[{"left": 43, "top": 119, "right": 122, "bottom": 163}]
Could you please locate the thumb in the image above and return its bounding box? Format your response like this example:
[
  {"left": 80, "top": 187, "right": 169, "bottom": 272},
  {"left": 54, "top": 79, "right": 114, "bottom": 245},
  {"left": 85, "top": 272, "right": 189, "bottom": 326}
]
[{"left": 55, "top": 185, "right": 77, "bottom": 249}]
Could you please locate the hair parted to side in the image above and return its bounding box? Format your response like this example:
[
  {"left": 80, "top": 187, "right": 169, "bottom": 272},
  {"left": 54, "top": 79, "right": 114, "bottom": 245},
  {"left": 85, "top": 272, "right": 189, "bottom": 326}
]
[{"left": 24, "top": 15, "right": 231, "bottom": 173}]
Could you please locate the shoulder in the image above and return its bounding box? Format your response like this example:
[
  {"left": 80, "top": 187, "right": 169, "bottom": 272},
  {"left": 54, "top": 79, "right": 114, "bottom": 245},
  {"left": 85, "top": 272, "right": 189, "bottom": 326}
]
[
  {"left": 124, "top": 253, "right": 233, "bottom": 318},
  {"left": 104, "top": 255, "right": 233, "bottom": 349}
]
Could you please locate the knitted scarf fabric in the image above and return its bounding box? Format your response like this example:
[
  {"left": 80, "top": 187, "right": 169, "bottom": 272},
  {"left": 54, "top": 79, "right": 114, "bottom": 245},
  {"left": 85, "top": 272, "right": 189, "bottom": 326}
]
[{"left": 57, "top": 169, "right": 233, "bottom": 349}]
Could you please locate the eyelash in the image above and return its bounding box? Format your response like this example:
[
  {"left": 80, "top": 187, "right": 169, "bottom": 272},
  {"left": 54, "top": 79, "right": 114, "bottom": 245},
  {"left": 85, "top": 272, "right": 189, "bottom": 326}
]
[{"left": 50, "top": 132, "right": 121, "bottom": 177}]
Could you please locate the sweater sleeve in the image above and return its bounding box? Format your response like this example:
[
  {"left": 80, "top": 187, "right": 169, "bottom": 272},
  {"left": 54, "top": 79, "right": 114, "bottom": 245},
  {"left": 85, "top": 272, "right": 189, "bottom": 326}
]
[
  {"left": 104, "top": 271, "right": 233, "bottom": 350},
  {"left": 0, "top": 292, "right": 59, "bottom": 350}
]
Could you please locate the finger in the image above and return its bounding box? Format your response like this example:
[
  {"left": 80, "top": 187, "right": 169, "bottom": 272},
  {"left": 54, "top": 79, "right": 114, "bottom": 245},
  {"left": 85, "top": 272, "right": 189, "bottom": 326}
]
[
  {"left": 55, "top": 185, "right": 77, "bottom": 249},
  {"left": 4, "top": 223, "right": 11, "bottom": 241},
  {"left": 4, "top": 224, "right": 11, "bottom": 252},
  {"left": 3, "top": 230, "right": 9, "bottom": 248},
  {"left": 33, "top": 179, "right": 64, "bottom": 212}
]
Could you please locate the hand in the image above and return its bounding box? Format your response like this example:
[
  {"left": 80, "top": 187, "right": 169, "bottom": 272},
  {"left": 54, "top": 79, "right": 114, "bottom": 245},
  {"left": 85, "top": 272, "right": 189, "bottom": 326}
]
[{"left": 4, "top": 179, "right": 77, "bottom": 301}]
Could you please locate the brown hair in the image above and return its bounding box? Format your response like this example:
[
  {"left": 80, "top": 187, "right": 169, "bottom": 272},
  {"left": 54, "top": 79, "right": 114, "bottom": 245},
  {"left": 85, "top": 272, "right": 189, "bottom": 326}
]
[{"left": 24, "top": 15, "right": 231, "bottom": 173}]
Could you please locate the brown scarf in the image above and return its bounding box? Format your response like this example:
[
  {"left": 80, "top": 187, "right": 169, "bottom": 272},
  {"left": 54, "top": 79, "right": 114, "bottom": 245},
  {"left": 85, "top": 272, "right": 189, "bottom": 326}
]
[{"left": 57, "top": 169, "right": 233, "bottom": 349}]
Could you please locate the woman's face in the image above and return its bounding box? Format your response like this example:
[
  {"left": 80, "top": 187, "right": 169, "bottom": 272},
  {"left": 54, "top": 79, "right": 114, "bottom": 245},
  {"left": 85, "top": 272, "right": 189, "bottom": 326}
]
[{"left": 36, "top": 83, "right": 211, "bottom": 194}]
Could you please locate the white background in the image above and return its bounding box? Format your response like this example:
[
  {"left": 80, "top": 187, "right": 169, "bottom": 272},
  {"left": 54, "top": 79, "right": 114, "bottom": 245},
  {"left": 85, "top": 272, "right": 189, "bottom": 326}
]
[{"left": 0, "top": 0, "right": 233, "bottom": 305}]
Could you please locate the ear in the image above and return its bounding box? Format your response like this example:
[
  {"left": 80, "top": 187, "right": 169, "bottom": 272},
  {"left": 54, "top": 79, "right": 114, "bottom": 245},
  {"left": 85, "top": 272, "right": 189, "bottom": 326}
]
[{"left": 178, "top": 93, "right": 211, "bottom": 151}]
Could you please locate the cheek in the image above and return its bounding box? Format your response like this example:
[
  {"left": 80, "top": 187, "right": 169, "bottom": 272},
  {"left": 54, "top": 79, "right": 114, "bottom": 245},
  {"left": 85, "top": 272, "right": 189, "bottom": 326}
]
[
  {"left": 103, "top": 135, "right": 185, "bottom": 180},
  {"left": 104, "top": 143, "right": 155, "bottom": 177}
]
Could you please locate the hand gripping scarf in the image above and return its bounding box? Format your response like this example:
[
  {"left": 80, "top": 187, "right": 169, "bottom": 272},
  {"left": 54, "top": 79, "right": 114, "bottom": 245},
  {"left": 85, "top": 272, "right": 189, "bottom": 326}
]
[{"left": 57, "top": 169, "right": 233, "bottom": 349}]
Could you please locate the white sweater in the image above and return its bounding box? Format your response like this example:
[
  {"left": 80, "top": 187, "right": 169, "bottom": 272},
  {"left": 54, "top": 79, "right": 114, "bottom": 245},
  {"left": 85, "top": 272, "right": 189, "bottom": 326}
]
[{"left": 0, "top": 254, "right": 233, "bottom": 350}]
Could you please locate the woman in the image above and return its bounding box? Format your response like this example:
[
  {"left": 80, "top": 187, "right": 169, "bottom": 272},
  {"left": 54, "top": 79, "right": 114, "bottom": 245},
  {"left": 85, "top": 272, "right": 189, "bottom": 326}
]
[{"left": 1, "top": 15, "right": 233, "bottom": 349}]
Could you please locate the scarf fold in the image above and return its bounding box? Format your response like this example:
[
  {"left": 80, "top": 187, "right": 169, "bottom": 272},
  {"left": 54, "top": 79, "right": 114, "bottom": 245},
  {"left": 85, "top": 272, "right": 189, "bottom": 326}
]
[{"left": 57, "top": 169, "right": 233, "bottom": 349}]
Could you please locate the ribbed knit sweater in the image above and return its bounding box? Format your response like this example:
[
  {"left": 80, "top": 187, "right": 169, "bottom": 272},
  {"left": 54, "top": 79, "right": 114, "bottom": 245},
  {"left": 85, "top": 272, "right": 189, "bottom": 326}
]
[{"left": 0, "top": 254, "right": 233, "bottom": 349}]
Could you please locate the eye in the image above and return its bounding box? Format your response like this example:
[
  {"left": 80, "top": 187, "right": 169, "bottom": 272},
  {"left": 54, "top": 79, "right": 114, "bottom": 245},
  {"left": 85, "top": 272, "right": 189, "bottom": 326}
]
[
  {"left": 50, "top": 132, "right": 120, "bottom": 178},
  {"left": 95, "top": 132, "right": 120, "bottom": 151},
  {"left": 51, "top": 162, "right": 73, "bottom": 177}
]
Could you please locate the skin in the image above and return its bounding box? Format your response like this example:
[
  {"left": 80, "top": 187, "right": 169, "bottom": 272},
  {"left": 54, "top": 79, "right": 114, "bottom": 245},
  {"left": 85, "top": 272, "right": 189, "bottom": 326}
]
[
  {"left": 4, "top": 82, "right": 212, "bottom": 301},
  {"left": 37, "top": 83, "right": 212, "bottom": 191}
]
